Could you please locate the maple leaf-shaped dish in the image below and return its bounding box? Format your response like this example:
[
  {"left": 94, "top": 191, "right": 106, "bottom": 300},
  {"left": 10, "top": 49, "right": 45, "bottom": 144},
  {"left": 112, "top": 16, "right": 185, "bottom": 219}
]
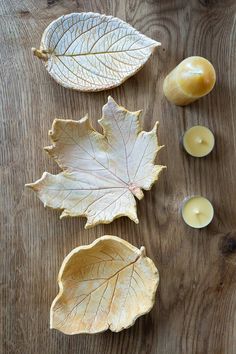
[
  {"left": 32, "top": 12, "right": 161, "bottom": 91},
  {"left": 50, "top": 235, "right": 159, "bottom": 334},
  {"left": 26, "top": 97, "right": 165, "bottom": 228}
]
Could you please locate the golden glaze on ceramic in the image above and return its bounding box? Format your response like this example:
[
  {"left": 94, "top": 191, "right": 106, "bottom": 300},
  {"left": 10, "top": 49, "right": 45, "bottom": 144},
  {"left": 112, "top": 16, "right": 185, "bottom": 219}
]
[{"left": 50, "top": 236, "right": 159, "bottom": 334}]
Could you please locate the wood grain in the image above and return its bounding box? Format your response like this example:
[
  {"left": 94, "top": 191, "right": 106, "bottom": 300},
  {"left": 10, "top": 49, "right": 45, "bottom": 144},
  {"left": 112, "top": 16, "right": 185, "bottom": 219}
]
[{"left": 1, "top": 0, "right": 236, "bottom": 353}]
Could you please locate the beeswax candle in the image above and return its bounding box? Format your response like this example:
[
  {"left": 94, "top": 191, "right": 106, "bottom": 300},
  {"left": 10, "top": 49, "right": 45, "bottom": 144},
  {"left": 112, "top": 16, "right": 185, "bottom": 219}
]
[
  {"left": 183, "top": 125, "right": 215, "bottom": 157},
  {"left": 163, "top": 56, "right": 216, "bottom": 106},
  {"left": 182, "top": 196, "right": 214, "bottom": 228}
]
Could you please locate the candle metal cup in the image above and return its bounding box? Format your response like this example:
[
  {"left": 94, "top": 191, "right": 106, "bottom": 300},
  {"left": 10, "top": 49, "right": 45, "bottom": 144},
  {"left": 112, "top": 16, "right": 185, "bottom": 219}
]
[
  {"left": 181, "top": 195, "right": 214, "bottom": 229},
  {"left": 182, "top": 125, "right": 215, "bottom": 158}
]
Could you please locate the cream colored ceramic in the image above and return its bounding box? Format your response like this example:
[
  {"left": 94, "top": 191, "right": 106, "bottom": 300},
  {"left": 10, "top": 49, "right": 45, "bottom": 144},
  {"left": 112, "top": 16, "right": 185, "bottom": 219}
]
[
  {"left": 26, "top": 97, "right": 165, "bottom": 228},
  {"left": 32, "top": 12, "right": 161, "bottom": 91},
  {"left": 50, "top": 235, "right": 159, "bottom": 334}
]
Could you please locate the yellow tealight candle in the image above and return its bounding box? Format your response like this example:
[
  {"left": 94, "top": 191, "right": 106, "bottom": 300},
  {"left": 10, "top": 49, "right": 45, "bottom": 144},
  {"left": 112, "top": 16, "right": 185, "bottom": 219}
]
[
  {"left": 163, "top": 56, "right": 216, "bottom": 106},
  {"left": 183, "top": 125, "right": 215, "bottom": 157},
  {"left": 182, "top": 196, "right": 214, "bottom": 228}
]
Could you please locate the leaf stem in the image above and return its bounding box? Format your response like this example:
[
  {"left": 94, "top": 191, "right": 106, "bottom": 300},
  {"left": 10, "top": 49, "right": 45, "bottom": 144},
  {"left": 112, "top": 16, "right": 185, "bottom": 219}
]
[
  {"left": 32, "top": 47, "right": 48, "bottom": 61},
  {"left": 140, "top": 246, "right": 146, "bottom": 257},
  {"left": 129, "top": 184, "right": 144, "bottom": 200}
]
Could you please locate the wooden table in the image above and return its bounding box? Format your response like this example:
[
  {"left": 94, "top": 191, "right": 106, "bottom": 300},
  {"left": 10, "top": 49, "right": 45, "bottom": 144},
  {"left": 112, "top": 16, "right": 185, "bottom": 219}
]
[{"left": 1, "top": 1, "right": 236, "bottom": 353}]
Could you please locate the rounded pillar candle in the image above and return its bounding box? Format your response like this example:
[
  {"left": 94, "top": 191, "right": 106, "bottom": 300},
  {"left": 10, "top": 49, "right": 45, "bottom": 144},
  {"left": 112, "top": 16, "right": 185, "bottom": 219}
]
[
  {"left": 163, "top": 56, "right": 216, "bottom": 106},
  {"left": 182, "top": 196, "right": 214, "bottom": 228},
  {"left": 183, "top": 125, "right": 215, "bottom": 157}
]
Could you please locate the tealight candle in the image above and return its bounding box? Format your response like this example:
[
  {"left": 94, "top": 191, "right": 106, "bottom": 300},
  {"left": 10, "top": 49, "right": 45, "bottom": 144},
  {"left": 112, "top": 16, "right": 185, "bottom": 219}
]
[
  {"left": 182, "top": 196, "right": 214, "bottom": 228},
  {"left": 163, "top": 56, "right": 216, "bottom": 106},
  {"left": 183, "top": 125, "right": 215, "bottom": 157}
]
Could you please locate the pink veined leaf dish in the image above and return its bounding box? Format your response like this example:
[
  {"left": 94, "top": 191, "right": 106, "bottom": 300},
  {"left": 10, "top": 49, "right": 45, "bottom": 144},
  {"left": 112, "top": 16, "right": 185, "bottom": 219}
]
[{"left": 26, "top": 97, "right": 165, "bottom": 228}]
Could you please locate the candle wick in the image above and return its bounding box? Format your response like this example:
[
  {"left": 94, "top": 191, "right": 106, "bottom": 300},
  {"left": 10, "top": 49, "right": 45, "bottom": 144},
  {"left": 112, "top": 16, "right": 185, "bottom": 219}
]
[{"left": 196, "top": 137, "right": 204, "bottom": 144}]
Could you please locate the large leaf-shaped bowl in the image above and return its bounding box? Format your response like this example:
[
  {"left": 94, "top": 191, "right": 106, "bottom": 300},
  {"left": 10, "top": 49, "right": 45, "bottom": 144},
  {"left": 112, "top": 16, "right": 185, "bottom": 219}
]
[
  {"left": 32, "top": 12, "right": 161, "bottom": 91},
  {"left": 26, "top": 97, "right": 165, "bottom": 228},
  {"left": 50, "top": 235, "right": 159, "bottom": 334}
]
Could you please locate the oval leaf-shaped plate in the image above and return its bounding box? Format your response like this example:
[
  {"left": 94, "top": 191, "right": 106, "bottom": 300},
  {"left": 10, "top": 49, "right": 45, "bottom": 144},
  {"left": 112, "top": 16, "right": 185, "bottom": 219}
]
[
  {"left": 50, "top": 235, "right": 159, "bottom": 334},
  {"left": 32, "top": 12, "right": 161, "bottom": 91}
]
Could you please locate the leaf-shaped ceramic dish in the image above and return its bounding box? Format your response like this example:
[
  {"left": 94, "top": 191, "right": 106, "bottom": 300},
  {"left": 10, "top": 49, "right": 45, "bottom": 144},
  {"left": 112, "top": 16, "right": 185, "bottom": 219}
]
[
  {"left": 26, "top": 97, "right": 165, "bottom": 228},
  {"left": 50, "top": 235, "right": 159, "bottom": 334},
  {"left": 32, "top": 12, "right": 161, "bottom": 91}
]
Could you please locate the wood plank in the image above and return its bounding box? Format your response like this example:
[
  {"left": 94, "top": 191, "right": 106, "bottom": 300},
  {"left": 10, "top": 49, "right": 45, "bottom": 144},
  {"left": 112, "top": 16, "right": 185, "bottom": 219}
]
[{"left": 1, "top": 0, "right": 236, "bottom": 353}]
